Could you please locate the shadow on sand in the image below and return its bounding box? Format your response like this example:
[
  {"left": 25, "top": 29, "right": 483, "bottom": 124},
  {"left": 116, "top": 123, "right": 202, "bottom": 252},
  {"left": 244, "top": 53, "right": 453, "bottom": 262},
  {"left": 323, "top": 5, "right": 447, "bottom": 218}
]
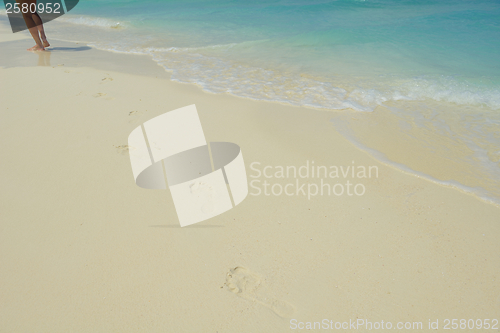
[{"left": 48, "top": 46, "right": 92, "bottom": 52}]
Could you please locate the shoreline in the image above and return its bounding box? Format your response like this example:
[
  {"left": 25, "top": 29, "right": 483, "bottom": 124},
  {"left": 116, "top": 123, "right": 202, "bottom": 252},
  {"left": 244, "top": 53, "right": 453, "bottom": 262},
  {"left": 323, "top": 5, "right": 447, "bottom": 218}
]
[
  {"left": 1, "top": 22, "right": 500, "bottom": 332},
  {"left": 2, "top": 17, "right": 499, "bottom": 210},
  {"left": 2, "top": 32, "right": 499, "bottom": 209},
  {"left": 331, "top": 117, "right": 500, "bottom": 208}
]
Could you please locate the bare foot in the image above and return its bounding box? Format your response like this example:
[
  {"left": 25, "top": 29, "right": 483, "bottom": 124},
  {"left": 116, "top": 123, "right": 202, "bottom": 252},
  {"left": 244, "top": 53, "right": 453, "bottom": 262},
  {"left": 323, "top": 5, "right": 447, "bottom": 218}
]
[
  {"left": 42, "top": 40, "right": 50, "bottom": 48},
  {"left": 27, "top": 45, "right": 45, "bottom": 52}
]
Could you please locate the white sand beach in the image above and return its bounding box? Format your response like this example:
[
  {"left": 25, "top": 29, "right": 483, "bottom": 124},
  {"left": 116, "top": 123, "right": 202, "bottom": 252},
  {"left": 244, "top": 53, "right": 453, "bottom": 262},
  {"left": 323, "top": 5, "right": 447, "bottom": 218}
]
[{"left": 1, "top": 23, "right": 499, "bottom": 332}]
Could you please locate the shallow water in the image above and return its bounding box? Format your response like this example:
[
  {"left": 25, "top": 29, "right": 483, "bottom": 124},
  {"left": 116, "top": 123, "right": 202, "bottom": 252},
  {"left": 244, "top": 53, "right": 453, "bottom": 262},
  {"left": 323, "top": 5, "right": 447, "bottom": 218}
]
[{"left": 3, "top": 0, "right": 499, "bottom": 205}]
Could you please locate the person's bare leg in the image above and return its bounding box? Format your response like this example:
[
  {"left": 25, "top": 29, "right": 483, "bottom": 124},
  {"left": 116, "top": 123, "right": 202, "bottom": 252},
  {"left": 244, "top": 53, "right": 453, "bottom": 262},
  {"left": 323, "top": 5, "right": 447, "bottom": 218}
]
[
  {"left": 21, "top": 8, "right": 45, "bottom": 51},
  {"left": 27, "top": 26, "right": 45, "bottom": 51},
  {"left": 32, "top": 13, "right": 49, "bottom": 47}
]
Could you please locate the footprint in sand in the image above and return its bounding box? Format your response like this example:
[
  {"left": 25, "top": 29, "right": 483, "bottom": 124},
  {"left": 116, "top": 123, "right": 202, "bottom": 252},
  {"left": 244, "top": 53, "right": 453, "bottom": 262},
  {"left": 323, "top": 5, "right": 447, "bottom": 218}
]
[
  {"left": 114, "top": 145, "right": 132, "bottom": 155},
  {"left": 93, "top": 92, "right": 115, "bottom": 100},
  {"left": 101, "top": 77, "right": 113, "bottom": 83},
  {"left": 128, "top": 110, "right": 147, "bottom": 123},
  {"left": 225, "top": 266, "right": 295, "bottom": 318}
]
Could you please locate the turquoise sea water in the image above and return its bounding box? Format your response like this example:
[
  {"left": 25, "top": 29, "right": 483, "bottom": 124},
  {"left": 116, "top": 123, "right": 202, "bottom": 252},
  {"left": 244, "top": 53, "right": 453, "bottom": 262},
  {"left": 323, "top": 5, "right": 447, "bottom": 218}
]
[
  {"left": 40, "top": 0, "right": 500, "bottom": 111},
  {"left": 4, "top": 0, "right": 500, "bottom": 204}
]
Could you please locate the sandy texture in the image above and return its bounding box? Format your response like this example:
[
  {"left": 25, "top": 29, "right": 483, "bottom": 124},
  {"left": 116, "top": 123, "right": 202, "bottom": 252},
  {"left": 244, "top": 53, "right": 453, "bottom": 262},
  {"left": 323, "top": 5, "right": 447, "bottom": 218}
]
[{"left": 1, "top": 28, "right": 499, "bottom": 332}]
